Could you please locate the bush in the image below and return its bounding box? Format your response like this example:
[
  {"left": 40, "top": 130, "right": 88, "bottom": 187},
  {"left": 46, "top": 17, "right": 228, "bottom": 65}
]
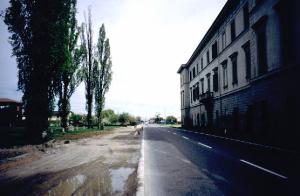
[
  {"left": 166, "top": 116, "right": 177, "bottom": 124},
  {"left": 69, "top": 113, "right": 84, "bottom": 126},
  {"left": 102, "top": 109, "right": 119, "bottom": 125}
]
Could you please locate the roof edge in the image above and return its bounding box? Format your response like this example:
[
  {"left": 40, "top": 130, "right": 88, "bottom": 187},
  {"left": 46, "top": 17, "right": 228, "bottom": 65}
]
[
  {"left": 177, "top": 64, "right": 187, "bottom": 73},
  {"left": 184, "top": 0, "right": 240, "bottom": 69}
]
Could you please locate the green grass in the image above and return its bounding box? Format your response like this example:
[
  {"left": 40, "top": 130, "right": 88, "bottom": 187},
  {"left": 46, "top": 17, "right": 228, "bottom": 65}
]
[
  {"left": 161, "top": 124, "right": 181, "bottom": 128},
  {"left": 48, "top": 125, "right": 122, "bottom": 140}
]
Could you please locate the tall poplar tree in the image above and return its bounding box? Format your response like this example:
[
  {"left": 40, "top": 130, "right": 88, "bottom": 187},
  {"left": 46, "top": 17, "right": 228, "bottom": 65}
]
[
  {"left": 57, "top": 0, "right": 83, "bottom": 131},
  {"left": 4, "top": 0, "right": 75, "bottom": 142},
  {"left": 95, "top": 24, "right": 112, "bottom": 129},
  {"left": 80, "top": 8, "right": 97, "bottom": 128}
]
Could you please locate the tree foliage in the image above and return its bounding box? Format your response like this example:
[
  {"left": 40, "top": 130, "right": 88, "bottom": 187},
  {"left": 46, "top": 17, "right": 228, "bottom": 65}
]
[
  {"left": 166, "top": 116, "right": 177, "bottom": 124},
  {"left": 57, "top": 0, "right": 83, "bottom": 130},
  {"left": 80, "top": 7, "right": 97, "bottom": 128},
  {"left": 118, "top": 112, "right": 136, "bottom": 126},
  {"left": 69, "top": 112, "right": 83, "bottom": 126},
  {"left": 4, "top": 0, "right": 77, "bottom": 142},
  {"left": 101, "top": 109, "right": 118, "bottom": 125},
  {"left": 94, "top": 24, "right": 113, "bottom": 129},
  {"left": 154, "top": 113, "right": 163, "bottom": 123}
]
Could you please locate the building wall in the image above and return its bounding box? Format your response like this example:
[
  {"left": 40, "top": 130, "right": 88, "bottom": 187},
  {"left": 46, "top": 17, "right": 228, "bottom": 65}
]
[
  {"left": 178, "top": 0, "right": 300, "bottom": 149},
  {"left": 180, "top": 67, "right": 191, "bottom": 126}
]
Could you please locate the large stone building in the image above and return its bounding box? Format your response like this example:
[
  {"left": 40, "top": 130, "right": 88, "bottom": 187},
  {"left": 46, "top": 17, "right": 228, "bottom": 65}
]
[{"left": 177, "top": 0, "right": 300, "bottom": 149}]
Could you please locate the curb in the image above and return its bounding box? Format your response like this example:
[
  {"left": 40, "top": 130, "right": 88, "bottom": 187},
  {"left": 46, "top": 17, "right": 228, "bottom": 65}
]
[{"left": 136, "top": 134, "right": 144, "bottom": 196}]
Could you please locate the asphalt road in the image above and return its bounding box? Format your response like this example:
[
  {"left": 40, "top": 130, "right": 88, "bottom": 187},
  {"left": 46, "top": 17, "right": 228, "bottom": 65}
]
[{"left": 143, "top": 125, "right": 300, "bottom": 196}]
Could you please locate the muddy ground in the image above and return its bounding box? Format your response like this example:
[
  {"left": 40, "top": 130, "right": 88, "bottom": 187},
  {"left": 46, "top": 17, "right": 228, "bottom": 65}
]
[{"left": 0, "top": 126, "right": 142, "bottom": 196}]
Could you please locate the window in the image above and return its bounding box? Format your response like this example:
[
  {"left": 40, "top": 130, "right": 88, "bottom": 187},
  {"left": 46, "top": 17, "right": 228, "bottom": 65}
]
[
  {"left": 213, "top": 67, "right": 219, "bottom": 92},
  {"left": 243, "top": 3, "right": 249, "bottom": 29},
  {"left": 190, "top": 87, "right": 192, "bottom": 103},
  {"left": 181, "top": 91, "right": 183, "bottom": 107},
  {"left": 253, "top": 16, "right": 268, "bottom": 75},
  {"left": 212, "top": 41, "right": 218, "bottom": 59},
  {"left": 201, "top": 58, "right": 203, "bottom": 69},
  {"left": 222, "top": 31, "right": 226, "bottom": 50},
  {"left": 196, "top": 63, "right": 199, "bottom": 74},
  {"left": 206, "top": 73, "right": 211, "bottom": 92},
  {"left": 193, "top": 83, "right": 199, "bottom": 101},
  {"left": 206, "top": 50, "right": 210, "bottom": 65},
  {"left": 230, "top": 52, "right": 238, "bottom": 85},
  {"left": 180, "top": 75, "right": 182, "bottom": 85},
  {"left": 193, "top": 86, "right": 196, "bottom": 102},
  {"left": 182, "top": 91, "right": 184, "bottom": 107},
  {"left": 182, "top": 91, "right": 184, "bottom": 106},
  {"left": 195, "top": 82, "right": 200, "bottom": 100},
  {"left": 201, "top": 113, "right": 206, "bottom": 127},
  {"left": 193, "top": 67, "right": 196, "bottom": 78},
  {"left": 222, "top": 60, "right": 228, "bottom": 88},
  {"left": 230, "top": 19, "right": 236, "bottom": 42},
  {"left": 200, "top": 78, "right": 204, "bottom": 94},
  {"left": 242, "top": 41, "right": 251, "bottom": 79},
  {"left": 274, "top": 1, "right": 293, "bottom": 65},
  {"left": 196, "top": 82, "right": 199, "bottom": 100}
]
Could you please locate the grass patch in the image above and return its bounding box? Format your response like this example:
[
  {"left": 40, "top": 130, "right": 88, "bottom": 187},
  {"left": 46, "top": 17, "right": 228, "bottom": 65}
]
[
  {"left": 47, "top": 125, "right": 122, "bottom": 140},
  {"left": 160, "top": 124, "right": 181, "bottom": 128}
]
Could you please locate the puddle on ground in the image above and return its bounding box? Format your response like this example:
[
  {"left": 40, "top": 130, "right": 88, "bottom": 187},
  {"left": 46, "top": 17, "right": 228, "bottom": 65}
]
[
  {"left": 110, "top": 167, "right": 134, "bottom": 193},
  {"left": 46, "top": 167, "right": 134, "bottom": 195},
  {"left": 47, "top": 174, "right": 87, "bottom": 195}
]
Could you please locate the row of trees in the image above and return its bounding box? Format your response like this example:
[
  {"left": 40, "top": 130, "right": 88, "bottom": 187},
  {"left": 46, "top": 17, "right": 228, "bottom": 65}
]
[
  {"left": 153, "top": 113, "right": 178, "bottom": 124},
  {"left": 69, "top": 109, "right": 142, "bottom": 126},
  {"left": 4, "top": 0, "right": 112, "bottom": 142}
]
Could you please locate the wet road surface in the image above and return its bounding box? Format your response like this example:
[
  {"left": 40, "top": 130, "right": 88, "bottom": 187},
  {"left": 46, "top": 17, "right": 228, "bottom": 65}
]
[
  {"left": 143, "top": 126, "right": 300, "bottom": 196},
  {"left": 0, "top": 127, "right": 141, "bottom": 195}
]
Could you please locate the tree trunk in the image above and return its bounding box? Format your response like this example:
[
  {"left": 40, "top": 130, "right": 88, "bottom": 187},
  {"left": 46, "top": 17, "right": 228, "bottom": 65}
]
[
  {"left": 61, "top": 100, "right": 68, "bottom": 131},
  {"left": 97, "top": 101, "right": 104, "bottom": 130},
  {"left": 26, "top": 89, "right": 48, "bottom": 144},
  {"left": 61, "top": 81, "right": 69, "bottom": 131},
  {"left": 87, "top": 93, "right": 93, "bottom": 128}
]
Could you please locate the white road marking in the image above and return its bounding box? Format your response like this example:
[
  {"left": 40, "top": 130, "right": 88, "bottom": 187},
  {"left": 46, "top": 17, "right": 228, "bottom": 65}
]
[
  {"left": 197, "top": 142, "right": 212, "bottom": 149},
  {"left": 240, "top": 159, "right": 288, "bottom": 180},
  {"left": 181, "top": 158, "right": 191, "bottom": 164},
  {"left": 172, "top": 132, "right": 177, "bottom": 135},
  {"left": 181, "top": 129, "right": 290, "bottom": 153},
  {"left": 182, "top": 136, "right": 189, "bottom": 140}
]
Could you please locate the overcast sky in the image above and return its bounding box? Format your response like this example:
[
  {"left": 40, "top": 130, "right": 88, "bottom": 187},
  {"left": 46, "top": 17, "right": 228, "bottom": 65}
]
[{"left": 0, "top": 0, "right": 226, "bottom": 119}]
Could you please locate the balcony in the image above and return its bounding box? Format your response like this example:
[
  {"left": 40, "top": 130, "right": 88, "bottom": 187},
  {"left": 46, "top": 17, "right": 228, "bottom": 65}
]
[{"left": 200, "top": 91, "right": 213, "bottom": 104}]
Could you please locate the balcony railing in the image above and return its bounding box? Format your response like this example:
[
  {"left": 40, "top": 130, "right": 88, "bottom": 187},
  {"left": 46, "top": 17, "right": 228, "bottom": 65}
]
[{"left": 200, "top": 91, "right": 213, "bottom": 104}]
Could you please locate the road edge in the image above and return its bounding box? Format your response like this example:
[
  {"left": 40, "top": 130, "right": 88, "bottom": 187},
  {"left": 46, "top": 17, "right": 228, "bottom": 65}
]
[{"left": 136, "top": 131, "right": 144, "bottom": 196}]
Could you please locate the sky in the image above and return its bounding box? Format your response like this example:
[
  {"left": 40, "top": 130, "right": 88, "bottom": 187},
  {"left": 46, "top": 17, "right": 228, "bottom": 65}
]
[{"left": 0, "top": 0, "right": 227, "bottom": 119}]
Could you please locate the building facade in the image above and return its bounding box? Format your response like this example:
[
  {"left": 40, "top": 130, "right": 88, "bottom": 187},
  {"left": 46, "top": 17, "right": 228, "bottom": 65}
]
[
  {"left": 0, "top": 98, "right": 22, "bottom": 127},
  {"left": 177, "top": 0, "right": 300, "bottom": 149}
]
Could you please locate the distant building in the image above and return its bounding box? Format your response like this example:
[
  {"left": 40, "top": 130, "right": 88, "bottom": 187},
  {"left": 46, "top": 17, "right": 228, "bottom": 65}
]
[
  {"left": 0, "top": 98, "right": 22, "bottom": 127},
  {"left": 177, "top": 0, "right": 300, "bottom": 149}
]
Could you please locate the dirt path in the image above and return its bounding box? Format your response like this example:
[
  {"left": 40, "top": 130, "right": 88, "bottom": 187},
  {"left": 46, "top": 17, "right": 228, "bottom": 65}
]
[{"left": 0, "top": 126, "right": 142, "bottom": 195}]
